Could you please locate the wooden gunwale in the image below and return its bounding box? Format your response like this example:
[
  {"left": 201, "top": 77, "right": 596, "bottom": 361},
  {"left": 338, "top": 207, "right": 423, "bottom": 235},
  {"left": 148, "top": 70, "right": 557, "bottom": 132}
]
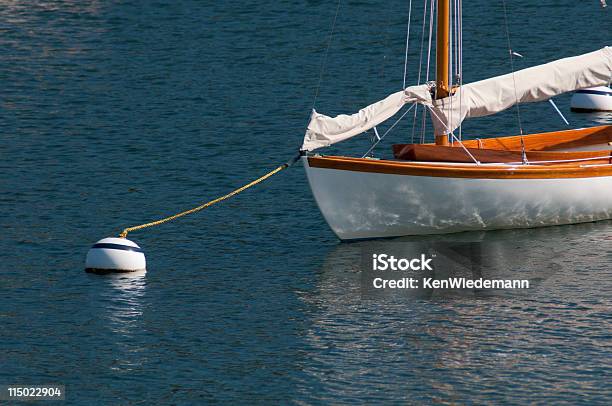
[{"left": 307, "top": 155, "right": 612, "bottom": 179}]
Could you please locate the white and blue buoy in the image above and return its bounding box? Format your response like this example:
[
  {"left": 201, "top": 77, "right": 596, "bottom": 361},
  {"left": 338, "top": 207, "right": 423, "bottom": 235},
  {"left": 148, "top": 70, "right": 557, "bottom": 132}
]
[
  {"left": 85, "top": 237, "right": 146, "bottom": 274},
  {"left": 570, "top": 86, "right": 612, "bottom": 112}
]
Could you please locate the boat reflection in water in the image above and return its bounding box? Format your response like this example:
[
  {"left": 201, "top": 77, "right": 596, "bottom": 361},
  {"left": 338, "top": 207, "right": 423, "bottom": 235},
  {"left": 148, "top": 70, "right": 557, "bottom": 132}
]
[
  {"left": 312, "top": 223, "right": 610, "bottom": 301},
  {"left": 295, "top": 222, "right": 610, "bottom": 403},
  {"left": 580, "top": 111, "right": 612, "bottom": 125}
]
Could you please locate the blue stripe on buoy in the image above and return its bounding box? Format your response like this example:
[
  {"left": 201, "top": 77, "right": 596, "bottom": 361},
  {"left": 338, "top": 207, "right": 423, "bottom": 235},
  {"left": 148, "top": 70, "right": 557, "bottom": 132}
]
[
  {"left": 91, "top": 243, "right": 144, "bottom": 253},
  {"left": 576, "top": 89, "right": 612, "bottom": 96}
]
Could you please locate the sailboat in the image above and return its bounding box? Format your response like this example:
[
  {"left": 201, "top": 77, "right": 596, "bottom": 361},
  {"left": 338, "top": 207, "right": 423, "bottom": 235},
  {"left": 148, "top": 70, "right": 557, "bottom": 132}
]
[{"left": 300, "top": 1, "right": 612, "bottom": 240}]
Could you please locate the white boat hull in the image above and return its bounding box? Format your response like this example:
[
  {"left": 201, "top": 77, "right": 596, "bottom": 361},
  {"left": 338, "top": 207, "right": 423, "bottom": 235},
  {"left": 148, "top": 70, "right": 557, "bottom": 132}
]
[
  {"left": 571, "top": 86, "right": 612, "bottom": 112},
  {"left": 303, "top": 158, "right": 612, "bottom": 240}
]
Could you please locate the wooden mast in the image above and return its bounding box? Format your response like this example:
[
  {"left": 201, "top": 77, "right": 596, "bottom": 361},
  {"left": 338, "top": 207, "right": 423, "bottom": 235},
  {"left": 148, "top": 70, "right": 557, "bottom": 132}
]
[{"left": 435, "top": 0, "right": 451, "bottom": 145}]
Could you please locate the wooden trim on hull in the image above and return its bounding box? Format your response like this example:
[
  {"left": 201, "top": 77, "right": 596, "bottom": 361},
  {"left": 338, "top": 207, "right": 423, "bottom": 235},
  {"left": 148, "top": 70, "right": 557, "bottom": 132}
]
[
  {"left": 307, "top": 156, "right": 612, "bottom": 179},
  {"left": 392, "top": 143, "right": 612, "bottom": 164},
  {"left": 455, "top": 125, "right": 612, "bottom": 151}
]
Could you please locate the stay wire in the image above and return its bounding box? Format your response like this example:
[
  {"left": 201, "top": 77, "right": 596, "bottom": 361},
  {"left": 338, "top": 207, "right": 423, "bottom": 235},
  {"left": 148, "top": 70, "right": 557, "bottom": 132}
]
[
  {"left": 501, "top": 0, "right": 524, "bottom": 135},
  {"left": 362, "top": 104, "right": 417, "bottom": 158},
  {"left": 411, "top": 0, "right": 431, "bottom": 143},
  {"left": 423, "top": 0, "right": 435, "bottom": 143},
  {"left": 403, "top": 0, "right": 414, "bottom": 89},
  {"left": 311, "top": 0, "right": 342, "bottom": 113}
]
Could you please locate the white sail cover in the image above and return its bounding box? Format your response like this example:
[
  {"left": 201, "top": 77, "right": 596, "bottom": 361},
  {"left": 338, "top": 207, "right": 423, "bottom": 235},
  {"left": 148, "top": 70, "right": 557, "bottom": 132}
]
[
  {"left": 301, "top": 85, "right": 431, "bottom": 151},
  {"left": 301, "top": 47, "right": 612, "bottom": 151},
  {"left": 430, "top": 46, "right": 612, "bottom": 135}
]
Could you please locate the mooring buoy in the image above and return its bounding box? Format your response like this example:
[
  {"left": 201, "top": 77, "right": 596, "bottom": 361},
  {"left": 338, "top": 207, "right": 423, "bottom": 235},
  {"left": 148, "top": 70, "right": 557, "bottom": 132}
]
[
  {"left": 570, "top": 86, "right": 612, "bottom": 112},
  {"left": 84, "top": 155, "right": 300, "bottom": 276},
  {"left": 85, "top": 237, "right": 146, "bottom": 274}
]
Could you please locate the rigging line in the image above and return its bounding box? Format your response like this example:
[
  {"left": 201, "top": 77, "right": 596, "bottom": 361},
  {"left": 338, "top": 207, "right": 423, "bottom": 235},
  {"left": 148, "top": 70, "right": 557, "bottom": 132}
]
[
  {"left": 423, "top": 0, "right": 435, "bottom": 143},
  {"left": 311, "top": 0, "right": 342, "bottom": 112},
  {"left": 403, "top": 0, "right": 414, "bottom": 89},
  {"left": 412, "top": 0, "right": 431, "bottom": 143},
  {"left": 425, "top": 0, "right": 434, "bottom": 83},
  {"left": 421, "top": 104, "right": 427, "bottom": 144},
  {"left": 458, "top": 0, "right": 463, "bottom": 141},
  {"left": 426, "top": 106, "right": 481, "bottom": 165},
  {"left": 448, "top": 0, "right": 452, "bottom": 89},
  {"left": 460, "top": 1, "right": 463, "bottom": 79},
  {"left": 548, "top": 99, "right": 570, "bottom": 126},
  {"left": 453, "top": 0, "right": 459, "bottom": 77},
  {"left": 448, "top": 0, "right": 454, "bottom": 143},
  {"left": 411, "top": 104, "right": 419, "bottom": 144},
  {"left": 421, "top": 0, "right": 438, "bottom": 142},
  {"left": 362, "top": 103, "right": 417, "bottom": 158},
  {"left": 501, "top": 0, "right": 524, "bottom": 135}
]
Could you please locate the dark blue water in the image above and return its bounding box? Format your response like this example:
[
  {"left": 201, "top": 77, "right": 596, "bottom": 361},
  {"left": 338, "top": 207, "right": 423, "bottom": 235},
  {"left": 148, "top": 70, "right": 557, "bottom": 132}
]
[{"left": 1, "top": 1, "right": 611, "bottom": 403}]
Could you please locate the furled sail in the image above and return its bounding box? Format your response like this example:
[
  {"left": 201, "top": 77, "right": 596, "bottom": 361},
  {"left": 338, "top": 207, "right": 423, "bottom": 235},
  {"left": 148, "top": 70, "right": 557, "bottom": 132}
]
[
  {"left": 430, "top": 46, "right": 612, "bottom": 135},
  {"left": 301, "top": 85, "right": 431, "bottom": 151}
]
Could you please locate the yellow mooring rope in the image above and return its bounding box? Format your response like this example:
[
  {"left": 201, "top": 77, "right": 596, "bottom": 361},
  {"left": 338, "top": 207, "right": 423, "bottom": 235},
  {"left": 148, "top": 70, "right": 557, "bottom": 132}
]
[{"left": 119, "top": 154, "right": 301, "bottom": 238}]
